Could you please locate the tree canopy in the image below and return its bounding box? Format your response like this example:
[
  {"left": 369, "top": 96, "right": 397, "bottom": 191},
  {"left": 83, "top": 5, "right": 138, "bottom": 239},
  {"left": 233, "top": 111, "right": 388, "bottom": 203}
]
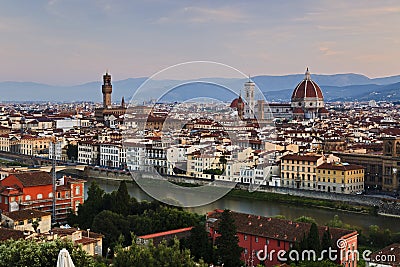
[
  {"left": 0, "top": 238, "right": 100, "bottom": 267},
  {"left": 113, "top": 238, "right": 207, "bottom": 267}
]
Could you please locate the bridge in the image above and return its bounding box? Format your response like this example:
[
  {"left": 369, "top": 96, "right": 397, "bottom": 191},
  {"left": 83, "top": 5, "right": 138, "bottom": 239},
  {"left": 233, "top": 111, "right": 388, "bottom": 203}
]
[{"left": 3, "top": 165, "right": 87, "bottom": 173}]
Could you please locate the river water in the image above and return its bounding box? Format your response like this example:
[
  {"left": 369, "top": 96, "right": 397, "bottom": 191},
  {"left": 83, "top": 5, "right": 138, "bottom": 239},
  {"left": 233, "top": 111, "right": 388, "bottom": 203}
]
[{"left": 84, "top": 177, "right": 400, "bottom": 233}]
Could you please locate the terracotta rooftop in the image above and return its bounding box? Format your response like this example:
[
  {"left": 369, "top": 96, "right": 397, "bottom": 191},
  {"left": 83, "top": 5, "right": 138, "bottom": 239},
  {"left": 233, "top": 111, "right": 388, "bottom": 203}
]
[
  {"left": 0, "top": 227, "right": 25, "bottom": 241},
  {"left": 281, "top": 154, "right": 321, "bottom": 162},
  {"left": 317, "top": 162, "right": 365, "bottom": 171},
  {"left": 207, "top": 210, "right": 355, "bottom": 244},
  {"left": 369, "top": 243, "right": 400, "bottom": 266},
  {"left": 3, "top": 209, "right": 51, "bottom": 221},
  {"left": 11, "top": 171, "right": 53, "bottom": 187}
]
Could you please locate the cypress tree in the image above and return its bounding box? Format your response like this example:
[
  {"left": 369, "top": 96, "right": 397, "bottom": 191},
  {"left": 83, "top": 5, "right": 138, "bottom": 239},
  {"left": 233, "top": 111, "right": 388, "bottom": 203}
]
[
  {"left": 307, "top": 223, "right": 321, "bottom": 253},
  {"left": 215, "top": 210, "right": 243, "bottom": 267},
  {"left": 321, "top": 228, "right": 332, "bottom": 252}
]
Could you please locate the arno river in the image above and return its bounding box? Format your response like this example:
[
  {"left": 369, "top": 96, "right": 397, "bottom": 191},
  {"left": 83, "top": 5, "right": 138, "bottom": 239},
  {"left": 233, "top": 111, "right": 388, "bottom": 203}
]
[{"left": 84, "top": 177, "right": 400, "bottom": 233}]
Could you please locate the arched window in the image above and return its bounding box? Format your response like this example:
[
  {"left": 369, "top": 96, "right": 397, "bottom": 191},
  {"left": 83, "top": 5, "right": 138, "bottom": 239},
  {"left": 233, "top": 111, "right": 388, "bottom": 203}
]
[
  {"left": 48, "top": 192, "right": 53, "bottom": 198},
  {"left": 37, "top": 194, "right": 43, "bottom": 199},
  {"left": 25, "top": 195, "right": 31, "bottom": 201}
]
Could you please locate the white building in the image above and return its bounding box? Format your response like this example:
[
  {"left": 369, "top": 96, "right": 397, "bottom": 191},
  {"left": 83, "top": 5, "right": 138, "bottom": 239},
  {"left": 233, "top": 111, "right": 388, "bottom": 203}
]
[
  {"left": 125, "top": 140, "right": 149, "bottom": 171},
  {"left": 54, "top": 118, "right": 81, "bottom": 131},
  {"left": 48, "top": 140, "right": 63, "bottom": 161},
  {"left": 77, "top": 141, "right": 100, "bottom": 165},
  {"left": 0, "top": 134, "right": 10, "bottom": 152},
  {"left": 100, "top": 142, "right": 126, "bottom": 169}
]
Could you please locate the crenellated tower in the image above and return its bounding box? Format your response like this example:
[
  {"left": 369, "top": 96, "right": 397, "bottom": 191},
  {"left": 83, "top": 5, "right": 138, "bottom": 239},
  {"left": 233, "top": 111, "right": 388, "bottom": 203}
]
[{"left": 102, "top": 72, "right": 112, "bottom": 108}]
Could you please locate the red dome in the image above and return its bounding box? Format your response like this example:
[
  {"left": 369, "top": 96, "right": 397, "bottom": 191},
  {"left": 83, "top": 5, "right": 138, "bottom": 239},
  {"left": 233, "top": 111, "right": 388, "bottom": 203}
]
[
  {"left": 291, "top": 68, "right": 323, "bottom": 100},
  {"left": 230, "top": 96, "right": 244, "bottom": 109}
]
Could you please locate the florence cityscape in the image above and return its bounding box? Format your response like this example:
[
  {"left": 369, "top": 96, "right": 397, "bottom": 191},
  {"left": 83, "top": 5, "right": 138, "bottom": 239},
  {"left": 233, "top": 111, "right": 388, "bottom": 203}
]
[{"left": 0, "top": 1, "right": 400, "bottom": 267}]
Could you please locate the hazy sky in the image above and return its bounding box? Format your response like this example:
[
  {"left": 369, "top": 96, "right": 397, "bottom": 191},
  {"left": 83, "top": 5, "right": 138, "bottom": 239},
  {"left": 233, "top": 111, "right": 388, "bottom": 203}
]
[{"left": 1, "top": 0, "right": 399, "bottom": 85}]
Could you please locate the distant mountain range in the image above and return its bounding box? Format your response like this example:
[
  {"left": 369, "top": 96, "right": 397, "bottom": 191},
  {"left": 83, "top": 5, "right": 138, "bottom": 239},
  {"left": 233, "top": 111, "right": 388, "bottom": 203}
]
[{"left": 1, "top": 73, "right": 400, "bottom": 102}]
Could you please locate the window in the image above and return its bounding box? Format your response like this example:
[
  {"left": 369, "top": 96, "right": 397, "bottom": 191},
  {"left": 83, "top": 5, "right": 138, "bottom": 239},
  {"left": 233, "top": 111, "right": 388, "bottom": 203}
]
[
  {"left": 48, "top": 192, "right": 53, "bottom": 198},
  {"left": 37, "top": 194, "right": 43, "bottom": 199},
  {"left": 255, "top": 237, "right": 259, "bottom": 243},
  {"left": 75, "top": 186, "right": 80, "bottom": 196},
  {"left": 244, "top": 235, "right": 247, "bottom": 241},
  {"left": 25, "top": 195, "right": 31, "bottom": 201}
]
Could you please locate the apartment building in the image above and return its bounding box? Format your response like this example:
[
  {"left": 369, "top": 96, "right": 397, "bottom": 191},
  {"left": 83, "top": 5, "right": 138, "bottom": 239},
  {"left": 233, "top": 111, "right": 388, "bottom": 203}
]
[
  {"left": 99, "top": 142, "right": 126, "bottom": 169},
  {"left": 280, "top": 153, "right": 340, "bottom": 190},
  {"left": 0, "top": 172, "right": 85, "bottom": 223},
  {"left": 316, "top": 162, "right": 364, "bottom": 194},
  {"left": 77, "top": 140, "right": 100, "bottom": 165}
]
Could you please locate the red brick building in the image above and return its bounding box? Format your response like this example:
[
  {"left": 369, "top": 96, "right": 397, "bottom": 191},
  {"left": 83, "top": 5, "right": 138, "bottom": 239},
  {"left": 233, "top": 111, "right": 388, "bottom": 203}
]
[
  {"left": 0, "top": 171, "right": 85, "bottom": 224},
  {"left": 207, "top": 210, "right": 358, "bottom": 267}
]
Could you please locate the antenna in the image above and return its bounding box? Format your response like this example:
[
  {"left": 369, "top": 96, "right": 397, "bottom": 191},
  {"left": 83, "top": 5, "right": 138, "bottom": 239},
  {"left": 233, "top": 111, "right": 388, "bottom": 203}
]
[{"left": 51, "top": 140, "right": 56, "bottom": 225}]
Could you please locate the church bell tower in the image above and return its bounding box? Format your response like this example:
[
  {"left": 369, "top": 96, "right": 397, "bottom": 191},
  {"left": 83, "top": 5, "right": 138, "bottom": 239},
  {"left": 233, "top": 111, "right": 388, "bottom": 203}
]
[{"left": 102, "top": 72, "right": 112, "bottom": 108}]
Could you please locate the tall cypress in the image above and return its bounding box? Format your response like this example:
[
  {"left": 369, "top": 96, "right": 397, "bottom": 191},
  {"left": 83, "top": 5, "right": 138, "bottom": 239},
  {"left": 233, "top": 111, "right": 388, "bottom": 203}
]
[
  {"left": 321, "top": 228, "right": 332, "bottom": 252},
  {"left": 307, "top": 223, "right": 321, "bottom": 253},
  {"left": 215, "top": 210, "right": 243, "bottom": 267}
]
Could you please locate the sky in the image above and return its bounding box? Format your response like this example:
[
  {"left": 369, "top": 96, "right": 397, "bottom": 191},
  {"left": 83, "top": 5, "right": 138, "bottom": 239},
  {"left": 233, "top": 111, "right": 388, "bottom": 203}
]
[{"left": 0, "top": 0, "right": 400, "bottom": 85}]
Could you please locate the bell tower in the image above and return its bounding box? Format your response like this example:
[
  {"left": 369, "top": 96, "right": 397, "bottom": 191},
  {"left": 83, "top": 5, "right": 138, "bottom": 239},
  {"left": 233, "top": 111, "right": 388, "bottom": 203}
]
[
  {"left": 102, "top": 72, "right": 112, "bottom": 108},
  {"left": 244, "top": 77, "right": 255, "bottom": 119}
]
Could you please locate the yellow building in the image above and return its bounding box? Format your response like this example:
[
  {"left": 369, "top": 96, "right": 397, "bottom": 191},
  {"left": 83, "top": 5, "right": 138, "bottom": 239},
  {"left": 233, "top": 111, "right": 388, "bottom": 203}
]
[
  {"left": 280, "top": 153, "right": 340, "bottom": 190},
  {"left": 1, "top": 209, "right": 51, "bottom": 233},
  {"left": 50, "top": 227, "right": 103, "bottom": 256},
  {"left": 19, "top": 135, "right": 53, "bottom": 156},
  {"left": 316, "top": 162, "right": 364, "bottom": 194}
]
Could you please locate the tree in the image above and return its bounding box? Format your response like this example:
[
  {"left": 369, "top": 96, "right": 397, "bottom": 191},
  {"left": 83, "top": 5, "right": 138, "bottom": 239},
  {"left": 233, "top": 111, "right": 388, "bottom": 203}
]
[
  {"left": 0, "top": 238, "right": 97, "bottom": 267},
  {"left": 215, "top": 210, "right": 242, "bottom": 267},
  {"left": 91, "top": 210, "right": 131, "bottom": 255},
  {"left": 113, "top": 238, "right": 207, "bottom": 267},
  {"left": 307, "top": 223, "right": 321, "bottom": 253},
  {"left": 219, "top": 155, "right": 227, "bottom": 169},
  {"left": 368, "top": 225, "right": 392, "bottom": 248},
  {"left": 70, "top": 182, "right": 105, "bottom": 229},
  {"left": 326, "top": 215, "right": 351, "bottom": 229},
  {"left": 66, "top": 144, "right": 78, "bottom": 161},
  {"left": 31, "top": 219, "right": 40, "bottom": 233},
  {"left": 295, "top": 216, "right": 316, "bottom": 224},
  {"left": 184, "top": 221, "right": 214, "bottom": 263},
  {"left": 113, "top": 181, "right": 130, "bottom": 215},
  {"left": 321, "top": 228, "right": 332, "bottom": 251}
]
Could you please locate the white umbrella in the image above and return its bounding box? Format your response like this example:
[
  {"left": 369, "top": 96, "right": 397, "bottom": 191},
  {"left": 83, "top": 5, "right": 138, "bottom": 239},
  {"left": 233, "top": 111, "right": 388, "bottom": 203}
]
[{"left": 56, "top": 248, "right": 75, "bottom": 267}]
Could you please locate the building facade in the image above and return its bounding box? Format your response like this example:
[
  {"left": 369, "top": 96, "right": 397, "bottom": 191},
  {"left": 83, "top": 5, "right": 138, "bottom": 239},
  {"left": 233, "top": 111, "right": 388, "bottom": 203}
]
[
  {"left": 207, "top": 210, "right": 358, "bottom": 267},
  {"left": 0, "top": 172, "right": 85, "bottom": 223},
  {"left": 316, "top": 162, "right": 364, "bottom": 194},
  {"left": 335, "top": 137, "right": 400, "bottom": 192},
  {"left": 280, "top": 153, "right": 340, "bottom": 190}
]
